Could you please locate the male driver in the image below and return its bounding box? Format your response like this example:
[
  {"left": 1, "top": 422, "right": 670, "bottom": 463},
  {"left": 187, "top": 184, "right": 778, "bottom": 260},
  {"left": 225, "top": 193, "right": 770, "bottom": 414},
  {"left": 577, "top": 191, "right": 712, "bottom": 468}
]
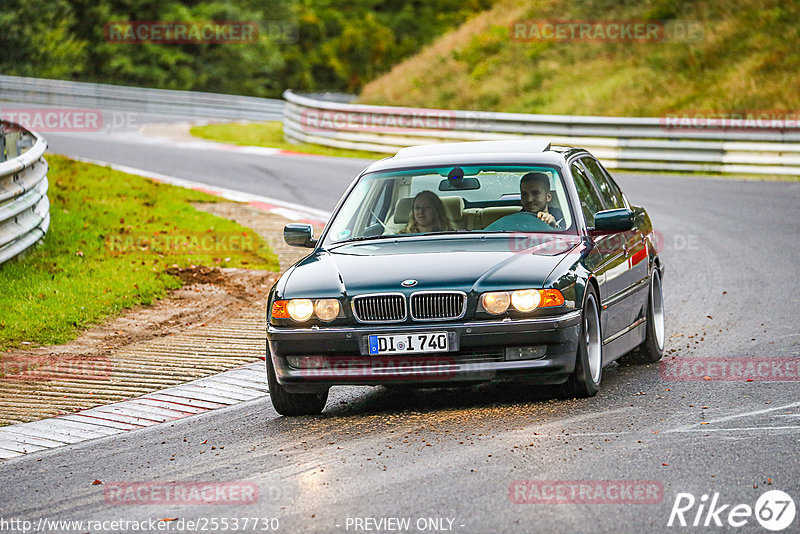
[
  {"left": 484, "top": 172, "right": 562, "bottom": 232},
  {"left": 520, "top": 172, "right": 562, "bottom": 227}
]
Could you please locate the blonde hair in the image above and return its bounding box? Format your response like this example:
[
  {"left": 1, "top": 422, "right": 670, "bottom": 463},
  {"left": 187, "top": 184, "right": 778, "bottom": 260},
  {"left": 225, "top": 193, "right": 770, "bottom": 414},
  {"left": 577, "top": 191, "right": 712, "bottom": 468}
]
[{"left": 401, "top": 190, "right": 455, "bottom": 234}]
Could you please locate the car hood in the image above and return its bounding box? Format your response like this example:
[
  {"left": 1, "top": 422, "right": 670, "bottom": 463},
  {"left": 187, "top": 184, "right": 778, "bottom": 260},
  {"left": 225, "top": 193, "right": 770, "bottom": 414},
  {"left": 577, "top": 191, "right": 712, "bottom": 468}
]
[{"left": 280, "top": 235, "right": 581, "bottom": 297}]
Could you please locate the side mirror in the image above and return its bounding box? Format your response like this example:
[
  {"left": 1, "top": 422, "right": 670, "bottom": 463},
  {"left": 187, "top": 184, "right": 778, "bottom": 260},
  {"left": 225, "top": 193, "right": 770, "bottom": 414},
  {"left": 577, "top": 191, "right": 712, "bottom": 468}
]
[
  {"left": 284, "top": 223, "right": 316, "bottom": 248},
  {"left": 593, "top": 208, "right": 634, "bottom": 232}
]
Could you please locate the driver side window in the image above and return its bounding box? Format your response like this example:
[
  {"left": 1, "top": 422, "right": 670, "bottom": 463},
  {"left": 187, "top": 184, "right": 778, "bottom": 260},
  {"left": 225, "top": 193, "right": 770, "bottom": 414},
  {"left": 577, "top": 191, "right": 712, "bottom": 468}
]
[
  {"left": 571, "top": 162, "right": 604, "bottom": 227},
  {"left": 581, "top": 157, "right": 625, "bottom": 210}
]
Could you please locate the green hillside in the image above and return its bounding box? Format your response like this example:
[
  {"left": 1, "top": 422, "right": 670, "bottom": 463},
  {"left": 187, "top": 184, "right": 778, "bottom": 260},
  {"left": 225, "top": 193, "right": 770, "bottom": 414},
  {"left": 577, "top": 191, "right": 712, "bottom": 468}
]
[
  {"left": 359, "top": 0, "right": 800, "bottom": 116},
  {"left": 0, "top": 0, "right": 493, "bottom": 97}
]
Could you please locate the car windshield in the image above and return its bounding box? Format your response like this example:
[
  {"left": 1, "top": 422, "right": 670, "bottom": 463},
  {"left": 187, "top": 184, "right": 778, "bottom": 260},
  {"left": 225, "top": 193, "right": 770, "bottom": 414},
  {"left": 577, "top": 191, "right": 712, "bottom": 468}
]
[{"left": 323, "top": 164, "right": 575, "bottom": 246}]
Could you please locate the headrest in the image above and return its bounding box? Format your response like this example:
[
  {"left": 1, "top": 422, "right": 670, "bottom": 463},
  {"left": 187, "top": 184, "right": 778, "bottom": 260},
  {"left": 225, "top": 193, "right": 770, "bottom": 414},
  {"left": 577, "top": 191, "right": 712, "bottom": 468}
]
[
  {"left": 393, "top": 196, "right": 464, "bottom": 224},
  {"left": 394, "top": 197, "right": 414, "bottom": 223},
  {"left": 480, "top": 206, "right": 521, "bottom": 227},
  {"left": 440, "top": 196, "right": 464, "bottom": 220}
]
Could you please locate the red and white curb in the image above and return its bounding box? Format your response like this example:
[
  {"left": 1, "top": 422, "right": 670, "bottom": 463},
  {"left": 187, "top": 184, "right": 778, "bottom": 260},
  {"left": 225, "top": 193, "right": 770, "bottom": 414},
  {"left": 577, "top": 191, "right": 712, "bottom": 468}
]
[
  {"left": 69, "top": 157, "right": 331, "bottom": 227},
  {"left": 0, "top": 362, "right": 267, "bottom": 460}
]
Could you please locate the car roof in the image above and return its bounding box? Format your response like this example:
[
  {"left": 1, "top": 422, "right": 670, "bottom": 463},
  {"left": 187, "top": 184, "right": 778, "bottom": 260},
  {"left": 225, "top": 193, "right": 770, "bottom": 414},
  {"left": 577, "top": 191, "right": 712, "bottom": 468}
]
[
  {"left": 364, "top": 140, "right": 588, "bottom": 173},
  {"left": 394, "top": 139, "right": 552, "bottom": 158}
]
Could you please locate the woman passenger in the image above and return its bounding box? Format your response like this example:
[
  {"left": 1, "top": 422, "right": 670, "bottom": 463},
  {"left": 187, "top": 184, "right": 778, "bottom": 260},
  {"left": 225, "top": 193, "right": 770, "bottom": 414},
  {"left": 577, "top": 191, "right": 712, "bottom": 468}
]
[{"left": 401, "top": 190, "right": 455, "bottom": 234}]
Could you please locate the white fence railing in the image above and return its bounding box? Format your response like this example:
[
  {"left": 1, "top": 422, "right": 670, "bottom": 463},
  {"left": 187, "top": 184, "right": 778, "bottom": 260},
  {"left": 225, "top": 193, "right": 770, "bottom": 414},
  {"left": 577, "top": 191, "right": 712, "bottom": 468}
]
[
  {"left": 0, "top": 75, "right": 284, "bottom": 121},
  {"left": 0, "top": 122, "right": 49, "bottom": 264},
  {"left": 283, "top": 90, "right": 800, "bottom": 175}
]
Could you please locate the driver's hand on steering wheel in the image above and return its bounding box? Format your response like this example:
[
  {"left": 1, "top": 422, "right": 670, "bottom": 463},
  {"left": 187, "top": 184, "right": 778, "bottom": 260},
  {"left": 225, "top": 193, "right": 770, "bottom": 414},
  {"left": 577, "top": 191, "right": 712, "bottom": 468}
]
[{"left": 537, "top": 211, "right": 557, "bottom": 227}]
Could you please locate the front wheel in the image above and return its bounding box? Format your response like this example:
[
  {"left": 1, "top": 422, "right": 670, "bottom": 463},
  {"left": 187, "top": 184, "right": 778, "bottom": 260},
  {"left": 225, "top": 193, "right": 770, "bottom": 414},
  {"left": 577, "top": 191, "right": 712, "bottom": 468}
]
[
  {"left": 561, "top": 286, "right": 602, "bottom": 398},
  {"left": 266, "top": 357, "right": 328, "bottom": 416}
]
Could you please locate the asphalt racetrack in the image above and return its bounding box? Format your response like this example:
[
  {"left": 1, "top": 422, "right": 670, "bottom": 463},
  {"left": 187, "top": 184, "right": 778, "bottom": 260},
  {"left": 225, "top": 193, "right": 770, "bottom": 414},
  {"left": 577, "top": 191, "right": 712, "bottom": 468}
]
[{"left": 2, "top": 124, "right": 798, "bottom": 533}]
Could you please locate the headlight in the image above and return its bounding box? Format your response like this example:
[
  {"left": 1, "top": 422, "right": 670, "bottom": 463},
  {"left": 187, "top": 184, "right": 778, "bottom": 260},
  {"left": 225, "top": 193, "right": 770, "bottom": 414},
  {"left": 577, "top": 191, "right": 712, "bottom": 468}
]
[
  {"left": 481, "top": 292, "right": 511, "bottom": 314},
  {"left": 272, "top": 298, "right": 342, "bottom": 322},
  {"left": 480, "top": 289, "right": 564, "bottom": 315},
  {"left": 314, "top": 299, "right": 340, "bottom": 322},
  {"left": 286, "top": 299, "right": 314, "bottom": 322},
  {"left": 511, "top": 289, "right": 541, "bottom": 312}
]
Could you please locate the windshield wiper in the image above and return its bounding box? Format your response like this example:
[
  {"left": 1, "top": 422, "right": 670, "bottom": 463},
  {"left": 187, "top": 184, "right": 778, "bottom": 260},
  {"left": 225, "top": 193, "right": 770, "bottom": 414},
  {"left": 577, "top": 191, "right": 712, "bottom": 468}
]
[
  {"left": 330, "top": 230, "right": 472, "bottom": 247},
  {"left": 330, "top": 235, "right": 396, "bottom": 246}
]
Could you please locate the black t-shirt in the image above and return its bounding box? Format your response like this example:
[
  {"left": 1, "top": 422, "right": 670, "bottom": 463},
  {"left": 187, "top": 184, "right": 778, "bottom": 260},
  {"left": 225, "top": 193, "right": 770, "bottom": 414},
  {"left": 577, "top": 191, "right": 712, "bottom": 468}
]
[{"left": 548, "top": 206, "right": 564, "bottom": 226}]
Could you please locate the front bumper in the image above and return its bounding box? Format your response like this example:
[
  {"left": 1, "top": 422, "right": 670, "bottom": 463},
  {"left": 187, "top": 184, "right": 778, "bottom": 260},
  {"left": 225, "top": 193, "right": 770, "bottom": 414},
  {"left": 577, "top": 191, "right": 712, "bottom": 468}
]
[{"left": 267, "top": 311, "right": 581, "bottom": 392}]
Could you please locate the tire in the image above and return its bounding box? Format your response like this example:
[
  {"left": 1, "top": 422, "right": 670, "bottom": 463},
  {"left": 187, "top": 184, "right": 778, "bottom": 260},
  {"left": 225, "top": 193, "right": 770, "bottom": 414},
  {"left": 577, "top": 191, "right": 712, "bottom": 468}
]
[
  {"left": 266, "top": 356, "right": 328, "bottom": 416},
  {"left": 619, "top": 268, "right": 665, "bottom": 365},
  {"left": 561, "top": 285, "right": 602, "bottom": 398}
]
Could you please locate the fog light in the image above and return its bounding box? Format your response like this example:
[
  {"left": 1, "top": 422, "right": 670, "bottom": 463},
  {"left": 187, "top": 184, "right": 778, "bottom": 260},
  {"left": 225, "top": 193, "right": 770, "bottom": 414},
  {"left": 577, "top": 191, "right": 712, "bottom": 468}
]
[
  {"left": 286, "top": 356, "right": 326, "bottom": 369},
  {"left": 505, "top": 346, "right": 547, "bottom": 361}
]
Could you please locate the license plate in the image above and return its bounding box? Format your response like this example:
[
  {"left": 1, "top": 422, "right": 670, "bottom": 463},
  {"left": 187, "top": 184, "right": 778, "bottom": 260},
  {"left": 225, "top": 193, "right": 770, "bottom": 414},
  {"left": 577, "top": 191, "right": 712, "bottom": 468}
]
[{"left": 368, "top": 332, "right": 449, "bottom": 355}]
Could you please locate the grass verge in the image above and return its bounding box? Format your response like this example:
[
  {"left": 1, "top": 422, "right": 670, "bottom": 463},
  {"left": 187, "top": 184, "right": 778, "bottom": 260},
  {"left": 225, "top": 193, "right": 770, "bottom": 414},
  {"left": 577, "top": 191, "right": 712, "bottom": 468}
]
[
  {"left": 190, "top": 121, "right": 386, "bottom": 160},
  {"left": 0, "top": 155, "right": 279, "bottom": 351}
]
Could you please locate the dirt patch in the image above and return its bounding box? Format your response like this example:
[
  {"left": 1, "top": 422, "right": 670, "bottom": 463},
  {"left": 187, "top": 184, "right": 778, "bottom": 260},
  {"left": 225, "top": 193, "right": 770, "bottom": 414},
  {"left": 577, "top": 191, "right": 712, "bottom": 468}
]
[
  {"left": 166, "top": 265, "right": 227, "bottom": 286},
  {"left": 2, "top": 266, "right": 277, "bottom": 372}
]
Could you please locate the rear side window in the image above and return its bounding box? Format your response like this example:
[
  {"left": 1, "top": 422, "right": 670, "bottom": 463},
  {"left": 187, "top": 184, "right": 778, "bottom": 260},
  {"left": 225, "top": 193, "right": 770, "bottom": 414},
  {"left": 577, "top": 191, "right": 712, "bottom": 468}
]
[
  {"left": 581, "top": 157, "right": 625, "bottom": 210},
  {"left": 570, "top": 162, "right": 604, "bottom": 227}
]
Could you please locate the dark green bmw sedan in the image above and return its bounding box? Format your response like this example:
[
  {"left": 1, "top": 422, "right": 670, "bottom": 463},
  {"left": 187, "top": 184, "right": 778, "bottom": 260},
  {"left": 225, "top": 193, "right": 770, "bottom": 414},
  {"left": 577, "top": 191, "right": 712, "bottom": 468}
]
[{"left": 266, "top": 140, "right": 665, "bottom": 415}]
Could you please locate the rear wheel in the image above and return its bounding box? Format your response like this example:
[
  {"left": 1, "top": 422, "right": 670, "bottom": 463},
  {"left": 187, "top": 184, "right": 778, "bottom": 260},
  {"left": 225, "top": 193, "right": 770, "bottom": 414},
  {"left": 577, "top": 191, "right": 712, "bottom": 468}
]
[
  {"left": 266, "top": 357, "right": 328, "bottom": 416},
  {"left": 619, "top": 268, "right": 665, "bottom": 365},
  {"left": 561, "top": 286, "right": 602, "bottom": 398}
]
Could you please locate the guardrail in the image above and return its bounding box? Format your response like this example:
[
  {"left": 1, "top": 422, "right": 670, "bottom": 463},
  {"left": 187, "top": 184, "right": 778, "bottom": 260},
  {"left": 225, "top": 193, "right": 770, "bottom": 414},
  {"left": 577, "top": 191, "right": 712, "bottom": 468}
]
[
  {"left": 0, "top": 75, "right": 284, "bottom": 121},
  {"left": 283, "top": 90, "right": 800, "bottom": 175},
  {"left": 0, "top": 121, "right": 49, "bottom": 264}
]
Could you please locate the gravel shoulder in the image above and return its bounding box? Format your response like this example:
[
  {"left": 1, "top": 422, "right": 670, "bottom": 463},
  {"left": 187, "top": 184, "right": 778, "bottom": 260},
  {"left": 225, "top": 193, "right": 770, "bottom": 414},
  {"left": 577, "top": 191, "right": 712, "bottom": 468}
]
[{"left": 0, "top": 202, "right": 306, "bottom": 425}]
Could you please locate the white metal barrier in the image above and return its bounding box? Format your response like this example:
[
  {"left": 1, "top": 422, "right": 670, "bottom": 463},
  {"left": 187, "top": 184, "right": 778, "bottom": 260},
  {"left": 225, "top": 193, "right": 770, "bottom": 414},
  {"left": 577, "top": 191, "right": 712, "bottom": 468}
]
[
  {"left": 283, "top": 90, "right": 800, "bottom": 175},
  {"left": 0, "top": 122, "right": 49, "bottom": 264},
  {"left": 0, "top": 75, "right": 284, "bottom": 121}
]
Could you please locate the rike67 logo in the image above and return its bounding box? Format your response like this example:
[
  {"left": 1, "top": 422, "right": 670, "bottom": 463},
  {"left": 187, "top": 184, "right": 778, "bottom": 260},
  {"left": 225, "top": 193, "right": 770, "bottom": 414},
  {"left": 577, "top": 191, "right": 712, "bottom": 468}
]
[{"left": 668, "top": 490, "right": 796, "bottom": 531}]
